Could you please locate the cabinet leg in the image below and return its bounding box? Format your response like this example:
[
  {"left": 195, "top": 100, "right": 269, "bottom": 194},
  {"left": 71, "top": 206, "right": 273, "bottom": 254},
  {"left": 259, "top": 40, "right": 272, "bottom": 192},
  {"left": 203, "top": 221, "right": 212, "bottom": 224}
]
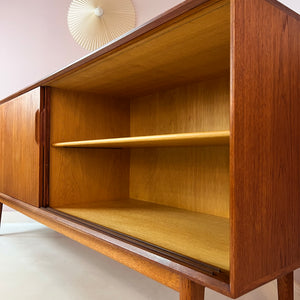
[
  {"left": 180, "top": 277, "right": 205, "bottom": 300},
  {"left": 0, "top": 202, "right": 3, "bottom": 227},
  {"left": 277, "top": 272, "right": 294, "bottom": 300}
]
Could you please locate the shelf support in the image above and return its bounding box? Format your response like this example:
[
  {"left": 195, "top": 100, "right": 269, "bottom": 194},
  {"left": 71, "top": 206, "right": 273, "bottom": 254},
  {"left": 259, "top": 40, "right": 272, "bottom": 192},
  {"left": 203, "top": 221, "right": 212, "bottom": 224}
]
[
  {"left": 277, "top": 272, "right": 294, "bottom": 300},
  {"left": 180, "top": 277, "right": 205, "bottom": 300}
]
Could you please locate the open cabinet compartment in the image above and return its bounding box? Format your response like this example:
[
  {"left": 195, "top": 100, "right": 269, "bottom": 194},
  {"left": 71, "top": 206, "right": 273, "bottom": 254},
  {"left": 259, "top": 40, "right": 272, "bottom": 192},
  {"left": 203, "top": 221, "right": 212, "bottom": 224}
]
[{"left": 47, "top": 0, "right": 231, "bottom": 278}]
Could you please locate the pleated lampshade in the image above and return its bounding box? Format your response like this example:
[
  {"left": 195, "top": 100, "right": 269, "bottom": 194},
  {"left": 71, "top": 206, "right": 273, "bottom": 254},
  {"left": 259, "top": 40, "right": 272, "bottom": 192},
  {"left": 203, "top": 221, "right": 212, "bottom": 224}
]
[{"left": 68, "top": 0, "right": 136, "bottom": 51}]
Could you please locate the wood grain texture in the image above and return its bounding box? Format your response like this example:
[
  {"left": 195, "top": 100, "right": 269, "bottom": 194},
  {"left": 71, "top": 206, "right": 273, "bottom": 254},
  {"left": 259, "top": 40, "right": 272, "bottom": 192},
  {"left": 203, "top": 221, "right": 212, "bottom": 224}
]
[
  {"left": 230, "top": 0, "right": 300, "bottom": 296},
  {"left": 50, "top": 148, "right": 130, "bottom": 207},
  {"left": 0, "top": 194, "right": 231, "bottom": 296},
  {"left": 0, "top": 88, "right": 41, "bottom": 207},
  {"left": 52, "top": 131, "right": 230, "bottom": 148},
  {"left": 47, "top": 0, "right": 230, "bottom": 97},
  {"left": 52, "top": 199, "right": 230, "bottom": 270},
  {"left": 130, "top": 146, "right": 229, "bottom": 217},
  {"left": 180, "top": 278, "right": 205, "bottom": 300},
  {"left": 278, "top": 272, "right": 294, "bottom": 300},
  {"left": 50, "top": 88, "right": 130, "bottom": 142},
  {"left": 130, "top": 75, "right": 229, "bottom": 135}
]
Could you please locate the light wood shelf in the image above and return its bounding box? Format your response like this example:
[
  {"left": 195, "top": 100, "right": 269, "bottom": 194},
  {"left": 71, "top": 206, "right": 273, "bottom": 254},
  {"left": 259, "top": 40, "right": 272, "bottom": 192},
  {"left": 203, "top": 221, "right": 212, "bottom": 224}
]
[
  {"left": 52, "top": 131, "right": 230, "bottom": 148},
  {"left": 53, "top": 199, "right": 230, "bottom": 270}
]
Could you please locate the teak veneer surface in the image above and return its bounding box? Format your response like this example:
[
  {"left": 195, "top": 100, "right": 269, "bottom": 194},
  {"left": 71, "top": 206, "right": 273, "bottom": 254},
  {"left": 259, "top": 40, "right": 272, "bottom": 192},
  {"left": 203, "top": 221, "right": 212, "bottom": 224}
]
[
  {"left": 52, "top": 199, "right": 230, "bottom": 271},
  {"left": 230, "top": 0, "right": 300, "bottom": 296},
  {"left": 0, "top": 88, "right": 41, "bottom": 207},
  {"left": 52, "top": 131, "right": 230, "bottom": 148},
  {"left": 47, "top": 0, "right": 230, "bottom": 97}
]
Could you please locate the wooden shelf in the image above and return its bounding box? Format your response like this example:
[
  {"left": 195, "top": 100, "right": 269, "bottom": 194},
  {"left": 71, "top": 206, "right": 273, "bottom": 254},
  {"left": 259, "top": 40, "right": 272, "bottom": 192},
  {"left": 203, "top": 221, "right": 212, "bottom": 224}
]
[
  {"left": 52, "top": 131, "right": 230, "bottom": 148},
  {"left": 52, "top": 199, "right": 229, "bottom": 270}
]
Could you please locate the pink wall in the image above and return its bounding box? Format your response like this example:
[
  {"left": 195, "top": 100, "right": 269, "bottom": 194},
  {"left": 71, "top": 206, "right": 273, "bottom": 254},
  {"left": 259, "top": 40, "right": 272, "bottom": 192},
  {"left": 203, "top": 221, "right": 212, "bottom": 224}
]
[
  {"left": 0, "top": 0, "right": 85, "bottom": 100},
  {"left": 0, "top": 0, "right": 184, "bottom": 100},
  {"left": 132, "top": 0, "right": 184, "bottom": 25}
]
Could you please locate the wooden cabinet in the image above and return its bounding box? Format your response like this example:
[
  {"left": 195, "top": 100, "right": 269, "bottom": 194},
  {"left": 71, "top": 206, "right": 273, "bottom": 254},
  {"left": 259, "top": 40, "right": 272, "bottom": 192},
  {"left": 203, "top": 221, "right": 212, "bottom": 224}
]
[{"left": 0, "top": 0, "right": 299, "bottom": 299}]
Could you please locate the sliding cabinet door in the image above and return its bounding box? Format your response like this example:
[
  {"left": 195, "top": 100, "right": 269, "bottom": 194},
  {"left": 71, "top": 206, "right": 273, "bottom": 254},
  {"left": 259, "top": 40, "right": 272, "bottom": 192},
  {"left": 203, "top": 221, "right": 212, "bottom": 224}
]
[{"left": 0, "top": 88, "right": 42, "bottom": 207}]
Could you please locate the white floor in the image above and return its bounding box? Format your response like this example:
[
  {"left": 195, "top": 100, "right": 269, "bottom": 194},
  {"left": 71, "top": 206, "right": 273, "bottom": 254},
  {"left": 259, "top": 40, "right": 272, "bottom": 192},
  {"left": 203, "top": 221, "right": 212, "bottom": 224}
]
[{"left": 0, "top": 206, "right": 299, "bottom": 300}]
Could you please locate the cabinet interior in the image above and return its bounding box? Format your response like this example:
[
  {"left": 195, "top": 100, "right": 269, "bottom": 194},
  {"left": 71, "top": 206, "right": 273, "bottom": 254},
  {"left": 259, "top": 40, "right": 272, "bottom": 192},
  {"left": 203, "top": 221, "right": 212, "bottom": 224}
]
[{"left": 48, "top": 0, "right": 231, "bottom": 272}]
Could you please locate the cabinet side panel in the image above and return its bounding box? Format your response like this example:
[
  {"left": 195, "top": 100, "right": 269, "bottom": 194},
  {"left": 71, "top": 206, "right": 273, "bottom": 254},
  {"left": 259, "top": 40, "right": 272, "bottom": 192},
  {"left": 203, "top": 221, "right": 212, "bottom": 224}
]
[
  {"left": 0, "top": 88, "right": 41, "bottom": 207},
  {"left": 231, "top": 0, "right": 300, "bottom": 296}
]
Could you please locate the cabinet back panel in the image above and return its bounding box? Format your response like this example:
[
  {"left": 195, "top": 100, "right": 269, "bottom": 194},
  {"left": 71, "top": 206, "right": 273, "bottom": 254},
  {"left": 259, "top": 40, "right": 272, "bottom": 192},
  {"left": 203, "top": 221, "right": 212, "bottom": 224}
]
[
  {"left": 130, "top": 146, "right": 229, "bottom": 218},
  {"left": 130, "top": 75, "right": 229, "bottom": 136},
  {"left": 50, "top": 88, "right": 130, "bottom": 142},
  {"left": 50, "top": 148, "right": 129, "bottom": 207}
]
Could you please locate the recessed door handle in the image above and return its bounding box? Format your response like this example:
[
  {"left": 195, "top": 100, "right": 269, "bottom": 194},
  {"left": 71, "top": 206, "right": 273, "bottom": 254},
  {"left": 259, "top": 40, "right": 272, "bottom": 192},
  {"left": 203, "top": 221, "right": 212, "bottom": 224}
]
[{"left": 35, "top": 109, "right": 40, "bottom": 145}]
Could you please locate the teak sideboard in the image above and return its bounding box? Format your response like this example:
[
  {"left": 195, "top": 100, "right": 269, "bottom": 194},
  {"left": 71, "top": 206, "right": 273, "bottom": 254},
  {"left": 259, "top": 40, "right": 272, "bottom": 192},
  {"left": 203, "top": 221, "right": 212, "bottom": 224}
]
[{"left": 0, "top": 0, "right": 299, "bottom": 299}]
